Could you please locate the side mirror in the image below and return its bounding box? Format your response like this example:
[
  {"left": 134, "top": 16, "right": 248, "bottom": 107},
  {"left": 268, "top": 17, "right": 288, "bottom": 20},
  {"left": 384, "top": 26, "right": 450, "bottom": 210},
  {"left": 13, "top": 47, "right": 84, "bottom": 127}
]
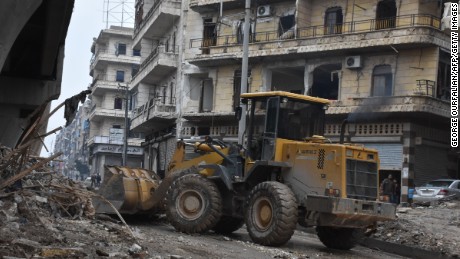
[{"left": 235, "top": 107, "right": 242, "bottom": 121}]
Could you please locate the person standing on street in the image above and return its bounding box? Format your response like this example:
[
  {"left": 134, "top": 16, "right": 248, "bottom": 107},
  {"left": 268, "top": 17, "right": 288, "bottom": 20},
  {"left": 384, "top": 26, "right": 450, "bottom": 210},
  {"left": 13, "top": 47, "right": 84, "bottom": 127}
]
[
  {"left": 90, "top": 174, "right": 96, "bottom": 188},
  {"left": 96, "top": 174, "right": 101, "bottom": 187},
  {"left": 380, "top": 174, "right": 395, "bottom": 203}
]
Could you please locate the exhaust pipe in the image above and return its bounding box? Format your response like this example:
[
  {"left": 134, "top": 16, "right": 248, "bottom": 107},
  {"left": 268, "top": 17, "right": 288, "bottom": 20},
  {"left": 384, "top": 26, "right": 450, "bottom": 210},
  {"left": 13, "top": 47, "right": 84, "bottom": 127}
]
[{"left": 339, "top": 119, "right": 348, "bottom": 144}]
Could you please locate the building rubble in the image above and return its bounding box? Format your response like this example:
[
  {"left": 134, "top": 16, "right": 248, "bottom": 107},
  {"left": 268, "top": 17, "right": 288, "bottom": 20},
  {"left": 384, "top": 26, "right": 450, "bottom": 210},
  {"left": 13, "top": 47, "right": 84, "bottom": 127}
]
[{"left": 371, "top": 200, "right": 460, "bottom": 257}]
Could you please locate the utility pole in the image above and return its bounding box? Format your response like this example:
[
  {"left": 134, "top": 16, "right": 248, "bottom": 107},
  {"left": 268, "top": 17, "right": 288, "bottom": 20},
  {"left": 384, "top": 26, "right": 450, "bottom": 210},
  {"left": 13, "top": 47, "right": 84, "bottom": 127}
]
[
  {"left": 118, "top": 83, "right": 129, "bottom": 166},
  {"left": 237, "top": 0, "right": 251, "bottom": 146}
]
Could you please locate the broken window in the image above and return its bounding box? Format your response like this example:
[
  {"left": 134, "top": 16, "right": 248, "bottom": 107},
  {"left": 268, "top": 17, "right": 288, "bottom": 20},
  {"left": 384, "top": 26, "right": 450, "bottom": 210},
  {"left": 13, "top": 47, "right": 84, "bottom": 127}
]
[
  {"left": 324, "top": 7, "right": 343, "bottom": 35},
  {"left": 279, "top": 15, "right": 295, "bottom": 39},
  {"left": 114, "top": 97, "right": 123, "bottom": 110},
  {"left": 372, "top": 65, "right": 393, "bottom": 97},
  {"left": 271, "top": 67, "right": 304, "bottom": 94},
  {"left": 310, "top": 64, "right": 341, "bottom": 100},
  {"left": 233, "top": 69, "right": 252, "bottom": 110},
  {"left": 116, "top": 71, "right": 125, "bottom": 82},
  {"left": 376, "top": 0, "right": 397, "bottom": 30},
  {"left": 202, "top": 18, "right": 216, "bottom": 54}
]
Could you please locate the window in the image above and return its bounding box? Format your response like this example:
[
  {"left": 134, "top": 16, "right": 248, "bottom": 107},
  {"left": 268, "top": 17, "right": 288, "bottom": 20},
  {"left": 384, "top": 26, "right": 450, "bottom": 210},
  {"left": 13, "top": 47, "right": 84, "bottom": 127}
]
[
  {"left": 202, "top": 19, "right": 216, "bottom": 54},
  {"left": 325, "top": 7, "right": 343, "bottom": 34},
  {"left": 279, "top": 15, "right": 295, "bottom": 38},
  {"left": 117, "top": 43, "right": 127, "bottom": 55},
  {"left": 114, "top": 97, "right": 123, "bottom": 109},
  {"left": 372, "top": 65, "right": 393, "bottom": 97},
  {"left": 112, "top": 124, "right": 121, "bottom": 129},
  {"left": 116, "top": 71, "right": 125, "bottom": 82},
  {"left": 376, "top": 0, "right": 397, "bottom": 29},
  {"left": 133, "top": 49, "right": 141, "bottom": 56},
  {"left": 132, "top": 65, "right": 139, "bottom": 77}
]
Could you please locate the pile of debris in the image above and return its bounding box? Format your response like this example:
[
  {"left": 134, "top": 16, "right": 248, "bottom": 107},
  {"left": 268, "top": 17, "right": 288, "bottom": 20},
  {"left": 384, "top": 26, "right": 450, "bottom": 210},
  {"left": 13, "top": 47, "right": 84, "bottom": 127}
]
[
  {"left": 372, "top": 201, "right": 460, "bottom": 257},
  {"left": 0, "top": 146, "right": 144, "bottom": 258}
]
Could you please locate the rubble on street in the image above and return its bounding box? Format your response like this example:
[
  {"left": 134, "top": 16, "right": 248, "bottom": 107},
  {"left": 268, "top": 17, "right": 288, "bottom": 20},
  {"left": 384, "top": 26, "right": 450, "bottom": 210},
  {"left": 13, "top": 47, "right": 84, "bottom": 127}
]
[{"left": 372, "top": 200, "right": 460, "bottom": 257}]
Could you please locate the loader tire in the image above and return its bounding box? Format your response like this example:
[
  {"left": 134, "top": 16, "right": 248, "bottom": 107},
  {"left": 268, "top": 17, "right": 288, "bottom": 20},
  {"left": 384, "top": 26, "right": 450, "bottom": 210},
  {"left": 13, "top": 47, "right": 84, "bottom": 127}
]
[
  {"left": 245, "top": 181, "right": 298, "bottom": 246},
  {"left": 166, "top": 174, "right": 222, "bottom": 233},
  {"left": 212, "top": 216, "right": 244, "bottom": 234},
  {"left": 316, "top": 226, "right": 363, "bottom": 250}
]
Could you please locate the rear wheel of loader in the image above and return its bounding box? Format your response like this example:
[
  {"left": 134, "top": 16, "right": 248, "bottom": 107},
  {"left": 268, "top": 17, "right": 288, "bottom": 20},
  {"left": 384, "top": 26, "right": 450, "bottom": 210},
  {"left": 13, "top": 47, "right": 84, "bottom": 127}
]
[
  {"left": 212, "top": 216, "right": 244, "bottom": 234},
  {"left": 166, "top": 174, "right": 222, "bottom": 233},
  {"left": 316, "top": 226, "right": 363, "bottom": 250},
  {"left": 245, "top": 181, "right": 298, "bottom": 246}
]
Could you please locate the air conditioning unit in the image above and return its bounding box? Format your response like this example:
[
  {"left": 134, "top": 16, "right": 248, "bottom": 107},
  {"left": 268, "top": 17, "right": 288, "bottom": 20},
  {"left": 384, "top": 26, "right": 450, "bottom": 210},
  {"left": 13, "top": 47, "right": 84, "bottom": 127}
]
[
  {"left": 345, "top": 56, "right": 362, "bottom": 69},
  {"left": 257, "top": 5, "right": 271, "bottom": 17}
]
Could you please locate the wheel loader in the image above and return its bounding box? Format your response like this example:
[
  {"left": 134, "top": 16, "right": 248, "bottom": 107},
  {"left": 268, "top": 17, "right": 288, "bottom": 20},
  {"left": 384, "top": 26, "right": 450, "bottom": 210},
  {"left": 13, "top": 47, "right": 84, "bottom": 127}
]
[{"left": 94, "top": 91, "right": 396, "bottom": 250}]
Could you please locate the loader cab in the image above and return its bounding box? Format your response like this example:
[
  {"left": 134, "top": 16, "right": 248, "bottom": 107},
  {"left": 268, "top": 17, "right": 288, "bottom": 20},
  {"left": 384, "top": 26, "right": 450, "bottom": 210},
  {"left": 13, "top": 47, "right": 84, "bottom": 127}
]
[{"left": 241, "top": 91, "right": 330, "bottom": 161}]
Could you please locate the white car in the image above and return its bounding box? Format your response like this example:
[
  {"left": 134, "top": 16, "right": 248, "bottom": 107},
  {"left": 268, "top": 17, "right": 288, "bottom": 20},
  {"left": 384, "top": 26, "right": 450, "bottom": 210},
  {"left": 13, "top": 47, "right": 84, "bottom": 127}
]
[{"left": 413, "top": 179, "right": 460, "bottom": 203}]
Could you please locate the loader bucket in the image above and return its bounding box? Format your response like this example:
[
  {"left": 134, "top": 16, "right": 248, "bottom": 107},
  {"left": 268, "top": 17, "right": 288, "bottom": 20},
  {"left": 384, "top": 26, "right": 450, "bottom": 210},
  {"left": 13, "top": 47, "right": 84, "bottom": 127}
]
[{"left": 93, "top": 165, "right": 161, "bottom": 215}]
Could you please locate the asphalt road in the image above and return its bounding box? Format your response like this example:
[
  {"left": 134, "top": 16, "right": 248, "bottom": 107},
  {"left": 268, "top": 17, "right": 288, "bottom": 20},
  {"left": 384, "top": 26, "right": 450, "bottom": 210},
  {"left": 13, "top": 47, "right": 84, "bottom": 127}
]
[{"left": 129, "top": 219, "right": 407, "bottom": 259}]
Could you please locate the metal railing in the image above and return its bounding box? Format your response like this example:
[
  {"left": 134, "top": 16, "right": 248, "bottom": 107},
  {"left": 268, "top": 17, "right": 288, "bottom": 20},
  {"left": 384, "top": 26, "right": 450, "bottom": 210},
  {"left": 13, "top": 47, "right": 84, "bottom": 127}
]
[
  {"left": 414, "top": 79, "right": 436, "bottom": 97},
  {"left": 133, "top": 0, "right": 181, "bottom": 40},
  {"left": 190, "top": 14, "right": 441, "bottom": 50},
  {"left": 131, "top": 45, "right": 179, "bottom": 81}
]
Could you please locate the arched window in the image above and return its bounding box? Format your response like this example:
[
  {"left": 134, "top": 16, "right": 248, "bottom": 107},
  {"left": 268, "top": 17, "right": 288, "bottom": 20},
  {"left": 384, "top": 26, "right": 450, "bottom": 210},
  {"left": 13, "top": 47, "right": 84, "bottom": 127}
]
[
  {"left": 376, "top": 0, "right": 397, "bottom": 29},
  {"left": 372, "top": 65, "right": 393, "bottom": 96},
  {"left": 324, "top": 7, "right": 343, "bottom": 35}
]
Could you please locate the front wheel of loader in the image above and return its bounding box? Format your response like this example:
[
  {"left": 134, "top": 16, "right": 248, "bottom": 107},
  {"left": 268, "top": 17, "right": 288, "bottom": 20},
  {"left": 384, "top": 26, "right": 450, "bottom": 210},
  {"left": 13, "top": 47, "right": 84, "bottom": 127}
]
[
  {"left": 316, "top": 226, "right": 363, "bottom": 250},
  {"left": 166, "top": 174, "right": 222, "bottom": 233},
  {"left": 246, "top": 181, "right": 298, "bottom": 246}
]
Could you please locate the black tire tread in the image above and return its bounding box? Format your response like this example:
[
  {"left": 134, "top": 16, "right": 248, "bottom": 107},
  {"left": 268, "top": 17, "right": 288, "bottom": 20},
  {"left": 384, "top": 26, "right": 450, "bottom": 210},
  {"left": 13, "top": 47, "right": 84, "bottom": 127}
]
[
  {"left": 166, "top": 173, "right": 222, "bottom": 234},
  {"left": 246, "top": 181, "right": 298, "bottom": 246},
  {"left": 212, "top": 216, "right": 245, "bottom": 234},
  {"left": 316, "top": 226, "right": 362, "bottom": 250}
]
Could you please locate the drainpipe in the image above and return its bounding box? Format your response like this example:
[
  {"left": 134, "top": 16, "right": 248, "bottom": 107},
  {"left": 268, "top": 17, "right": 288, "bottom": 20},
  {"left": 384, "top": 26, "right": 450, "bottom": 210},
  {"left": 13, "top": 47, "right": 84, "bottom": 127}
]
[{"left": 237, "top": 0, "right": 251, "bottom": 146}]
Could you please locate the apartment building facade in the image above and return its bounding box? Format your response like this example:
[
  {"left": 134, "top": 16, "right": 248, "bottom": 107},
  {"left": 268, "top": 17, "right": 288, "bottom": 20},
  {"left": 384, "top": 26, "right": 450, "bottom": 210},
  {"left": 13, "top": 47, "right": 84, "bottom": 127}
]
[
  {"left": 130, "top": 0, "right": 455, "bottom": 202},
  {"left": 53, "top": 103, "right": 91, "bottom": 179},
  {"left": 88, "top": 26, "right": 144, "bottom": 177},
  {"left": 129, "top": 0, "right": 182, "bottom": 177}
]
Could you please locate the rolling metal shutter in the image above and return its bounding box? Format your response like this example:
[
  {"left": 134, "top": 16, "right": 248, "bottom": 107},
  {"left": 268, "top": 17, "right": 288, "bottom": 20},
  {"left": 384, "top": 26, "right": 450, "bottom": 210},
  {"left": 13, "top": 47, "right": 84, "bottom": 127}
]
[
  {"left": 414, "top": 145, "right": 449, "bottom": 186},
  {"left": 364, "top": 144, "right": 403, "bottom": 170}
]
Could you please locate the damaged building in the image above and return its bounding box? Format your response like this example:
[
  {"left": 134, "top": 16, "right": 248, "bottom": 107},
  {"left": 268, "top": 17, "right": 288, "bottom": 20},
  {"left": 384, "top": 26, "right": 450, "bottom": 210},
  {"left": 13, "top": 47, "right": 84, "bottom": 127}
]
[
  {"left": 88, "top": 26, "right": 144, "bottom": 177},
  {"left": 130, "top": 0, "right": 455, "bottom": 202}
]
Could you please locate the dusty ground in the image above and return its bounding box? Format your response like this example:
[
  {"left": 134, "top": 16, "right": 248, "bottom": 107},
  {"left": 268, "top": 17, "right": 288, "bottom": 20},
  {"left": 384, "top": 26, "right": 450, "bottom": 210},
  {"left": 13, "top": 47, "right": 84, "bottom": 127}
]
[
  {"left": 0, "top": 165, "right": 457, "bottom": 258},
  {"left": 372, "top": 200, "right": 460, "bottom": 257},
  {"left": 0, "top": 186, "right": 403, "bottom": 259}
]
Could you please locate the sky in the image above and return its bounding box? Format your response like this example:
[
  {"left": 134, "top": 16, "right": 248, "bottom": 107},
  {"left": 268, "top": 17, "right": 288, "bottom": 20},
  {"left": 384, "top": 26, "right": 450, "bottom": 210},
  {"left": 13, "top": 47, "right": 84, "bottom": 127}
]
[{"left": 41, "top": 0, "right": 134, "bottom": 156}]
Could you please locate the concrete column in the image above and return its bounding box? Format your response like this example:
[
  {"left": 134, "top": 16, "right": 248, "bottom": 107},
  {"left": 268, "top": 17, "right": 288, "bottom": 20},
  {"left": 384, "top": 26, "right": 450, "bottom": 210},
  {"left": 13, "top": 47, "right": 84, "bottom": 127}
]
[{"left": 401, "top": 123, "right": 415, "bottom": 203}]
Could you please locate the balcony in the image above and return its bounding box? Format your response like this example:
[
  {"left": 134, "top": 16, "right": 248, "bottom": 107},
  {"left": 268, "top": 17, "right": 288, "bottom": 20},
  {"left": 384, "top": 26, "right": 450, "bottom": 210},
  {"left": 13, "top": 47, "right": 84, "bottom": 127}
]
[
  {"left": 130, "top": 98, "right": 177, "bottom": 133},
  {"left": 89, "top": 106, "right": 128, "bottom": 122},
  {"left": 189, "top": 0, "right": 286, "bottom": 12},
  {"left": 130, "top": 46, "right": 178, "bottom": 87},
  {"left": 327, "top": 95, "right": 450, "bottom": 119},
  {"left": 90, "top": 74, "right": 124, "bottom": 95},
  {"left": 87, "top": 135, "right": 143, "bottom": 146},
  {"left": 90, "top": 48, "right": 141, "bottom": 72},
  {"left": 187, "top": 14, "right": 448, "bottom": 66},
  {"left": 133, "top": 0, "right": 181, "bottom": 48}
]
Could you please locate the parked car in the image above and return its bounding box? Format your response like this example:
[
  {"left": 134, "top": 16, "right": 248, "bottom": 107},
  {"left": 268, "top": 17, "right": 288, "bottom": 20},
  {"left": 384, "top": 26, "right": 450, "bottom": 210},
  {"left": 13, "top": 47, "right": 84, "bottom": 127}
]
[{"left": 413, "top": 179, "right": 460, "bottom": 203}]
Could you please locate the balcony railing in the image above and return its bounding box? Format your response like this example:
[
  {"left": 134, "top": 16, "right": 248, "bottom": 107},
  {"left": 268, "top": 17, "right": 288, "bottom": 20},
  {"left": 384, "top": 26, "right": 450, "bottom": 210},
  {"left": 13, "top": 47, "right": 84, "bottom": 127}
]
[
  {"left": 414, "top": 79, "right": 435, "bottom": 97},
  {"left": 131, "top": 45, "right": 178, "bottom": 80},
  {"left": 190, "top": 14, "right": 441, "bottom": 50}
]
